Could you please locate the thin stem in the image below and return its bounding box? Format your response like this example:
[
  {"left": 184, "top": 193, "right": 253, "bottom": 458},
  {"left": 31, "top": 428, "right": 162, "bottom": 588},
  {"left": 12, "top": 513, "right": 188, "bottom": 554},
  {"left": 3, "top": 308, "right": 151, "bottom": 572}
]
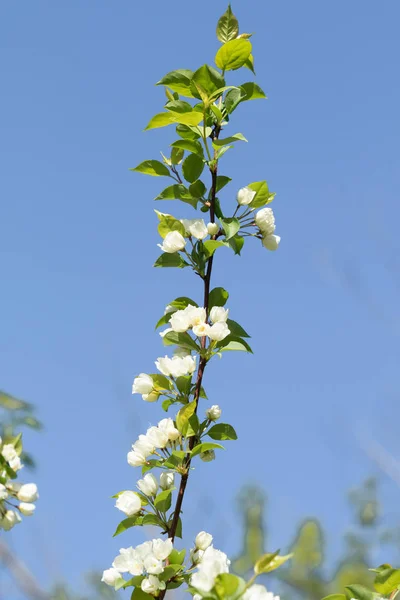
[
  {"left": 203, "top": 110, "right": 212, "bottom": 162},
  {"left": 158, "top": 124, "right": 221, "bottom": 600}
]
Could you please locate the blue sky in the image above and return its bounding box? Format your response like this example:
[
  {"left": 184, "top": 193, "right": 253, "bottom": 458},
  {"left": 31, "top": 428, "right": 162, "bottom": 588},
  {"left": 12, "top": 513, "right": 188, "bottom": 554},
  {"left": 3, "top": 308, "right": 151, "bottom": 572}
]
[{"left": 2, "top": 0, "right": 400, "bottom": 595}]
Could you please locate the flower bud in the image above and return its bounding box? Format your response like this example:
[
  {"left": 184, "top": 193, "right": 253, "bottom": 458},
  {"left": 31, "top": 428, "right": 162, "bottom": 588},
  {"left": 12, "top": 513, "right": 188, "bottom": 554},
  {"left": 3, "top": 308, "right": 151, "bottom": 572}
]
[
  {"left": 141, "top": 575, "right": 165, "bottom": 594},
  {"left": 0, "top": 510, "right": 21, "bottom": 531},
  {"left": 206, "top": 405, "right": 221, "bottom": 421},
  {"left": 210, "top": 306, "right": 229, "bottom": 323},
  {"left": 19, "top": 502, "right": 36, "bottom": 516},
  {"left": 160, "top": 471, "right": 175, "bottom": 490},
  {"left": 207, "top": 222, "right": 219, "bottom": 236},
  {"left": 237, "top": 187, "right": 256, "bottom": 206},
  {"left": 195, "top": 531, "right": 213, "bottom": 551},
  {"left": 101, "top": 568, "right": 123, "bottom": 587},
  {"left": 190, "top": 548, "right": 204, "bottom": 564},
  {"left": 137, "top": 473, "right": 158, "bottom": 497},
  {"left": 0, "top": 484, "right": 8, "bottom": 501},
  {"left": 142, "top": 391, "right": 159, "bottom": 403},
  {"left": 158, "top": 231, "right": 186, "bottom": 253},
  {"left": 17, "top": 483, "right": 39, "bottom": 503},
  {"left": 262, "top": 234, "right": 281, "bottom": 251},
  {"left": 132, "top": 373, "right": 153, "bottom": 395},
  {"left": 182, "top": 219, "right": 208, "bottom": 240},
  {"left": 127, "top": 449, "right": 147, "bottom": 467},
  {"left": 208, "top": 322, "right": 230, "bottom": 341},
  {"left": 200, "top": 450, "right": 215, "bottom": 462},
  {"left": 115, "top": 491, "right": 142, "bottom": 516},
  {"left": 255, "top": 207, "right": 275, "bottom": 235}
]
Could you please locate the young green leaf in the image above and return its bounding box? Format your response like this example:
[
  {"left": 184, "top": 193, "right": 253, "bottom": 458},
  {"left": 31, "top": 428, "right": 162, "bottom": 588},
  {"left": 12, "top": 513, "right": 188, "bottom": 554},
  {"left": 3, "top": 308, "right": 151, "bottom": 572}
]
[
  {"left": 226, "top": 319, "right": 250, "bottom": 337},
  {"left": 156, "top": 69, "right": 195, "bottom": 97},
  {"left": 155, "top": 184, "right": 198, "bottom": 209},
  {"left": 207, "top": 423, "right": 237, "bottom": 441},
  {"left": 165, "top": 100, "right": 193, "bottom": 113},
  {"left": 213, "top": 133, "right": 247, "bottom": 146},
  {"left": 216, "top": 5, "right": 239, "bottom": 44},
  {"left": 215, "top": 39, "right": 252, "bottom": 72},
  {"left": 215, "top": 574, "right": 246, "bottom": 600},
  {"left": 220, "top": 217, "right": 240, "bottom": 240},
  {"left": 215, "top": 175, "right": 232, "bottom": 192},
  {"left": 131, "top": 160, "right": 171, "bottom": 177},
  {"left": 189, "top": 180, "right": 207, "bottom": 198},
  {"left": 154, "top": 489, "right": 173, "bottom": 513},
  {"left": 240, "top": 82, "right": 267, "bottom": 100},
  {"left": 176, "top": 124, "right": 201, "bottom": 140},
  {"left": 157, "top": 215, "right": 186, "bottom": 239},
  {"left": 163, "top": 331, "right": 200, "bottom": 352},
  {"left": 203, "top": 240, "right": 225, "bottom": 258},
  {"left": 255, "top": 551, "right": 293, "bottom": 574},
  {"left": 373, "top": 566, "right": 400, "bottom": 594},
  {"left": 247, "top": 181, "right": 274, "bottom": 208},
  {"left": 191, "top": 65, "right": 226, "bottom": 100},
  {"left": 191, "top": 442, "right": 225, "bottom": 457},
  {"left": 227, "top": 234, "right": 244, "bottom": 255},
  {"left": 209, "top": 287, "right": 229, "bottom": 309},
  {"left": 244, "top": 54, "right": 256, "bottom": 74},
  {"left": 216, "top": 335, "right": 253, "bottom": 353},
  {"left": 113, "top": 516, "right": 143, "bottom": 537},
  {"left": 171, "top": 139, "right": 204, "bottom": 157},
  {"left": 176, "top": 400, "right": 197, "bottom": 435},
  {"left": 154, "top": 254, "right": 189, "bottom": 269},
  {"left": 182, "top": 154, "right": 205, "bottom": 183},
  {"left": 345, "top": 586, "right": 378, "bottom": 600}
]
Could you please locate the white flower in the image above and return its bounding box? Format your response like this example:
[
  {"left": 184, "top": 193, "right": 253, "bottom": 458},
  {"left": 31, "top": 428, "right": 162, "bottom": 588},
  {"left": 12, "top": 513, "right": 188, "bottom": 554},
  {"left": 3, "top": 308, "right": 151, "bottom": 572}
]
[
  {"left": 182, "top": 219, "right": 208, "bottom": 240},
  {"left": 185, "top": 306, "right": 207, "bottom": 327},
  {"left": 158, "top": 418, "right": 180, "bottom": 442},
  {"left": 244, "top": 584, "right": 280, "bottom": 600},
  {"left": 141, "top": 575, "right": 166, "bottom": 594},
  {"left": 190, "top": 548, "right": 204, "bottom": 564},
  {"left": 17, "top": 483, "right": 39, "bottom": 503},
  {"left": 207, "top": 222, "right": 219, "bottom": 236},
  {"left": 2, "top": 444, "right": 22, "bottom": 471},
  {"left": 146, "top": 426, "right": 169, "bottom": 449},
  {"left": 200, "top": 450, "right": 215, "bottom": 462},
  {"left": 262, "top": 234, "right": 280, "bottom": 251},
  {"left": 193, "top": 323, "right": 211, "bottom": 337},
  {"left": 142, "top": 391, "right": 159, "bottom": 403},
  {"left": 237, "top": 186, "right": 256, "bottom": 206},
  {"left": 137, "top": 473, "right": 158, "bottom": 497},
  {"left": 255, "top": 207, "right": 275, "bottom": 235},
  {"left": 143, "top": 554, "right": 164, "bottom": 575},
  {"left": 127, "top": 449, "right": 147, "bottom": 467},
  {"left": 169, "top": 310, "right": 191, "bottom": 333},
  {"left": 191, "top": 546, "right": 230, "bottom": 593},
  {"left": 208, "top": 322, "right": 230, "bottom": 341},
  {"left": 101, "top": 567, "right": 123, "bottom": 587},
  {"left": 152, "top": 538, "right": 173, "bottom": 561},
  {"left": 132, "top": 373, "right": 153, "bottom": 395},
  {"left": 206, "top": 405, "right": 221, "bottom": 421},
  {"left": 115, "top": 491, "right": 142, "bottom": 516},
  {"left": 0, "top": 510, "right": 21, "bottom": 531},
  {"left": 134, "top": 435, "right": 154, "bottom": 457},
  {"left": 113, "top": 547, "right": 143, "bottom": 575},
  {"left": 155, "top": 355, "right": 196, "bottom": 378},
  {"left": 135, "top": 540, "right": 153, "bottom": 561},
  {"left": 195, "top": 531, "right": 213, "bottom": 551},
  {"left": 160, "top": 471, "right": 175, "bottom": 490},
  {"left": 210, "top": 306, "right": 229, "bottom": 323},
  {"left": 0, "top": 484, "right": 8, "bottom": 501},
  {"left": 19, "top": 502, "right": 36, "bottom": 516},
  {"left": 158, "top": 231, "right": 186, "bottom": 253}
]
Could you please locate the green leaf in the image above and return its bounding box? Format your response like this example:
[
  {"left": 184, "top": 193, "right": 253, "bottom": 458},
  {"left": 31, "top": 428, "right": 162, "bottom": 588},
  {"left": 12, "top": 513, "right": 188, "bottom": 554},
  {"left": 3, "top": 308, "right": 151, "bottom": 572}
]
[
  {"left": 145, "top": 112, "right": 176, "bottom": 130},
  {"left": 215, "top": 175, "right": 232, "bottom": 192},
  {"left": 216, "top": 5, "right": 239, "bottom": 43},
  {"left": 157, "top": 215, "right": 186, "bottom": 239},
  {"left": 175, "top": 375, "right": 192, "bottom": 394},
  {"left": 156, "top": 69, "right": 195, "bottom": 98},
  {"left": 159, "top": 565, "right": 183, "bottom": 582},
  {"left": 131, "top": 586, "right": 153, "bottom": 600},
  {"left": 141, "top": 459, "right": 162, "bottom": 475},
  {"left": 142, "top": 514, "right": 163, "bottom": 527},
  {"left": 145, "top": 111, "right": 203, "bottom": 131},
  {"left": 176, "top": 124, "right": 201, "bottom": 140},
  {"left": 215, "top": 39, "right": 252, "bottom": 71},
  {"left": 0, "top": 391, "right": 31, "bottom": 411},
  {"left": 113, "top": 516, "right": 143, "bottom": 537},
  {"left": 244, "top": 54, "right": 256, "bottom": 74},
  {"left": 130, "top": 160, "right": 171, "bottom": 178},
  {"left": 345, "top": 585, "right": 378, "bottom": 600},
  {"left": 154, "top": 489, "right": 172, "bottom": 513},
  {"left": 248, "top": 181, "right": 274, "bottom": 208},
  {"left": 163, "top": 331, "right": 200, "bottom": 352},
  {"left": 203, "top": 240, "right": 225, "bottom": 258},
  {"left": 213, "top": 133, "right": 247, "bottom": 146},
  {"left": 224, "top": 88, "right": 246, "bottom": 114},
  {"left": 322, "top": 595, "right": 346, "bottom": 600},
  {"left": 209, "top": 287, "right": 229, "bottom": 309},
  {"left": 182, "top": 154, "right": 205, "bottom": 183},
  {"left": 163, "top": 450, "right": 186, "bottom": 469},
  {"left": 171, "top": 139, "right": 204, "bottom": 157},
  {"left": 220, "top": 217, "right": 240, "bottom": 240},
  {"left": 176, "top": 400, "right": 197, "bottom": 435},
  {"left": 373, "top": 566, "right": 400, "bottom": 594},
  {"left": 189, "top": 180, "right": 207, "bottom": 198},
  {"left": 191, "top": 65, "right": 226, "bottom": 100},
  {"left": 227, "top": 234, "right": 244, "bottom": 255},
  {"left": 165, "top": 100, "right": 193, "bottom": 113},
  {"left": 148, "top": 374, "right": 172, "bottom": 391},
  {"left": 208, "top": 423, "right": 237, "bottom": 441},
  {"left": 226, "top": 319, "right": 250, "bottom": 337},
  {"left": 215, "top": 574, "right": 246, "bottom": 600},
  {"left": 171, "top": 147, "right": 184, "bottom": 165},
  {"left": 154, "top": 254, "right": 189, "bottom": 269},
  {"left": 169, "top": 549, "right": 186, "bottom": 566},
  {"left": 162, "top": 399, "right": 173, "bottom": 412},
  {"left": 215, "top": 145, "right": 233, "bottom": 160},
  {"left": 255, "top": 552, "right": 293, "bottom": 574},
  {"left": 155, "top": 184, "right": 198, "bottom": 209},
  {"left": 191, "top": 442, "right": 225, "bottom": 457},
  {"left": 216, "top": 335, "right": 253, "bottom": 353},
  {"left": 240, "top": 82, "right": 267, "bottom": 100}
]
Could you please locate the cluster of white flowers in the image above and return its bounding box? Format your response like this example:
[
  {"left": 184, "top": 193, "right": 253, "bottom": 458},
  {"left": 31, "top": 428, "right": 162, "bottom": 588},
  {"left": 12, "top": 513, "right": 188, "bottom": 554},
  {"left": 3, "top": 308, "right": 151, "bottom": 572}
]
[
  {"left": 127, "top": 418, "right": 180, "bottom": 467},
  {"left": 162, "top": 305, "right": 230, "bottom": 342},
  {"left": 190, "top": 534, "right": 231, "bottom": 594},
  {"left": 158, "top": 219, "right": 220, "bottom": 254},
  {"left": 255, "top": 207, "right": 280, "bottom": 251},
  {"left": 156, "top": 354, "right": 196, "bottom": 378},
  {"left": 244, "top": 585, "right": 280, "bottom": 600},
  {"left": 102, "top": 538, "right": 173, "bottom": 593}
]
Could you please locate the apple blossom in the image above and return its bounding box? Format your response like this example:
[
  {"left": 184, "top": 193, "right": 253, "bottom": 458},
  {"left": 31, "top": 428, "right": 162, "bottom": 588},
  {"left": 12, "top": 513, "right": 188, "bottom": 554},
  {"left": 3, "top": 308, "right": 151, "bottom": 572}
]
[
  {"left": 207, "top": 222, "right": 219, "bottom": 235},
  {"left": 237, "top": 186, "right": 256, "bottom": 205},
  {"left": 146, "top": 426, "right": 169, "bottom": 449},
  {"left": 101, "top": 568, "right": 124, "bottom": 587},
  {"left": 206, "top": 405, "right": 222, "bottom": 421},
  {"left": 19, "top": 502, "right": 36, "bottom": 516},
  {"left": 132, "top": 373, "right": 153, "bottom": 395},
  {"left": 155, "top": 354, "right": 196, "bottom": 377},
  {"left": 115, "top": 491, "right": 142, "bottom": 516},
  {"left": 142, "top": 391, "right": 159, "bottom": 403},
  {"left": 195, "top": 531, "right": 213, "bottom": 551},
  {"left": 159, "top": 471, "right": 174, "bottom": 490},
  {"left": 210, "top": 306, "right": 229, "bottom": 323},
  {"left": 191, "top": 546, "right": 230, "bottom": 593},
  {"left": 17, "top": 483, "right": 39, "bottom": 503},
  {"left": 208, "top": 322, "right": 230, "bottom": 341},
  {"left": 158, "top": 231, "right": 186, "bottom": 253},
  {"left": 262, "top": 234, "right": 281, "bottom": 251},
  {"left": 0, "top": 484, "right": 8, "bottom": 501},
  {"left": 141, "top": 575, "right": 166, "bottom": 594},
  {"left": 255, "top": 207, "right": 275, "bottom": 235},
  {"left": 127, "top": 449, "right": 147, "bottom": 467},
  {"left": 0, "top": 510, "right": 21, "bottom": 531},
  {"left": 158, "top": 418, "right": 180, "bottom": 441},
  {"left": 113, "top": 547, "right": 143, "bottom": 575},
  {"left": 143, "top": 554, "right": 164, "bottom": 575},
  {"left": 181, "top": 219, "right": 208, "bottom": 240},
  {"left": 244, "top": 585, "right": 280, "bottom": 600},
  {"left": 152, "top": 538, "right": 173, "bottom": 561},
  {"left": 137, "top": 473, "right": 158, "bottom": 497},
  {"left": 193, "top": 322, "right": 211, "bottom": 337}
]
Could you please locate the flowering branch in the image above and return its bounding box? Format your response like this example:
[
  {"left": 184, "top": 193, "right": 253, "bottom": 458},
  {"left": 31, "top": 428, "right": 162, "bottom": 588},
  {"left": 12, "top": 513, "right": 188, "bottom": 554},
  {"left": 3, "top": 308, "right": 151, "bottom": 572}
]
[{"left": 102, "top": 6, "right": 287, "bottom": 600}]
